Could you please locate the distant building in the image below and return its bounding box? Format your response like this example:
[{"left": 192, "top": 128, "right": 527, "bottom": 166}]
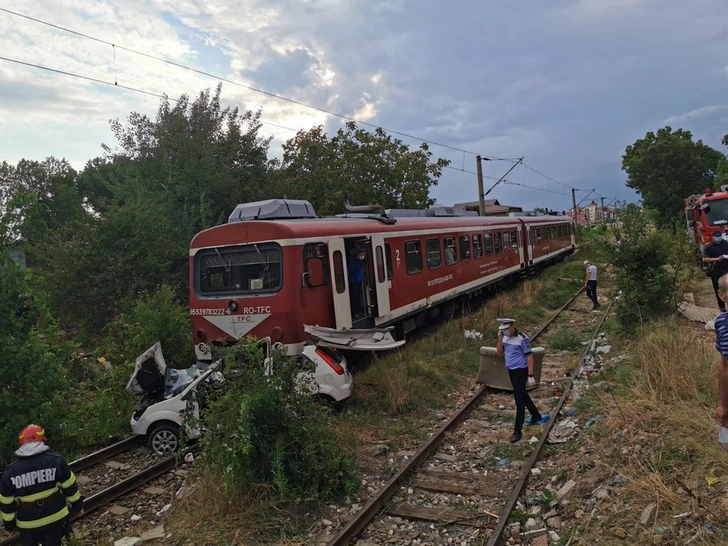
[
  {"left": 453, "top": 199, "right": 523, "bottom": 217},
  {"left": 566, "top": 201, "right": 618, "bottom": 227}
]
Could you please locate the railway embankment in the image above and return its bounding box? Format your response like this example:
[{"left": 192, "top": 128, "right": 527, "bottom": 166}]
[{"left": 40, "top": 256, "right": 728, "bottom": 546}]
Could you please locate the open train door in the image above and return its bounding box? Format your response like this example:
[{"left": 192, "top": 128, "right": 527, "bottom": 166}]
[
  {"left": 370, "top": 234, "right": 391, "bottom": 318},
  {"left": 327, "top": 238, "right": 353, "bottom": 329}
]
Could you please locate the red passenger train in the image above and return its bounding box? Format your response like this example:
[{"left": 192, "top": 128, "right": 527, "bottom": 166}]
[{"left": 189, "top": 200, "right": 576, "bottom": 361}]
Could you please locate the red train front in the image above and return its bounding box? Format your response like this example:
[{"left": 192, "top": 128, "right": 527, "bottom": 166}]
[{"left": 189, "top": 199, "right": 576, "bottom": 361}]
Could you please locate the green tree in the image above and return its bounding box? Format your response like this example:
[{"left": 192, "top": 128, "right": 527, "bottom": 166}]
[
  {"left": 101, "top": 84, "right": 273, "bottom": 237},
  {"left": 622, "top": 127, "right": 724, "bottom": 228},
  {"left": 0, "top": 253, "right": 70, "bottom": 467},
  {"left": 0, "top": 158, "right": 84, "bottom": 253},
  {"left": 276, "top": 122, "right": 450, "bottom": 215}
]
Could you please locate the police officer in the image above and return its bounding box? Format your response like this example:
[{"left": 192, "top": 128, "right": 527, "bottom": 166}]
[
  {"left": 702, "top": 230, "right": 728, "bottom": 312},
  {"left": 496, "top": 319, "right": 548, "bottom": 443},
  {"left": 0, "top": 425, "right": 84, "bottom": 546}
]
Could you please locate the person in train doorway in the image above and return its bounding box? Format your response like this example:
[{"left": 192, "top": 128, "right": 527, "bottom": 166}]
[
  {"left": 0, "top": 425, "right": 85, "bottom": 546},
  {"left": 496, "top": 319, "right": 548, "bottom": 444},
  {"left": 703, "top": 230, "right": 728, "bottom": 312},
  {"left": 583, "top": 260, "right": 599, "bottom": 311},
  {"left": 348, "top": 249, "right": 366, "bottom": 319}
]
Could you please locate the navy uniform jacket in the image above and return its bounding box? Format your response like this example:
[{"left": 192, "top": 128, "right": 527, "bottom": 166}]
[{"left": 0, "top": 450, "right": 83, "bottom": 530}]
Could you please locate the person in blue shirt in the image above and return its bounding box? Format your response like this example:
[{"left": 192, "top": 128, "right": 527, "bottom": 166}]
[
  {"left": 348, "top": 250, "right": 366, "bottom": 319},
  {"left": 496, "top": 319, "right": 547, "bottom": 443},
  {"left": 714, "top": 274, "right": 728, "bottom": 433},
  {"left": 702, "top": 230, "right": 728, "bottom": 312}
]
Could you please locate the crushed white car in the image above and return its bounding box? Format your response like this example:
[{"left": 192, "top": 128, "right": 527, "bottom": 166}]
[{"left": 127, "top": 341, "right": 353, "bottom": 455}]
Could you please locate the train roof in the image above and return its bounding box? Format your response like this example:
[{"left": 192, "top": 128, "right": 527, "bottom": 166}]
[{"left": 192, "top": 199, "right": 572, "bottom": 249}]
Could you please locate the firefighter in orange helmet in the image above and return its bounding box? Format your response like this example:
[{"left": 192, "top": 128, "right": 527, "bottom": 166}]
[{"left": 0, "top": 425, "right": 84, "bottom": 545}]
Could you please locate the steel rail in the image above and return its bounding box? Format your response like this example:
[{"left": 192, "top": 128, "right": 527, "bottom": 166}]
[
  {"left": 326, "top": 287, "right": 586, "bottom": 546},
  {"left": 486, "top": 300, "right": 614, "bottom": 546},
  {"left": 0, "top": 447, "right": 189, "bottom": 546},
  {"left": 326, "top": 384, "right": 490, "bottom": 546},
  {"left": 69, "top": 436, "right": 141, "bottom": 472},
  {"left": 530, "top": 288, "right": 584, "bottom": 343}
]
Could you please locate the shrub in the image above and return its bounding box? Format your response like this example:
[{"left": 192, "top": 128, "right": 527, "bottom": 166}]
[
  {"left": 198, "top": 339, "right": 359, "bottom": 501},
  {"left": 610, "top": 206, "right": 690, "bottom": 328}
]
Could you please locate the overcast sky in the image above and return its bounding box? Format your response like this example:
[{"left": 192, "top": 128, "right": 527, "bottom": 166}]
[{"left": 2, "top": 0, "right": 727, "bottom": 212}]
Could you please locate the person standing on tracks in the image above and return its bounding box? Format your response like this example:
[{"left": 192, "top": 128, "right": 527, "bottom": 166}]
[
  {"left": 0, "top": 425, "right": 84, "bottom": 546},
  {"left": 583, "top": 260, "right": 599, "bottom": 311},
  {"left": 348, "top": 249, "right": 366, "bottom": 319},
  {"left": 702, "top": 230, "right": 728, "bottom": 312},
  {"left": 496, "top": 319, "right": 547, "bottom": 444}
]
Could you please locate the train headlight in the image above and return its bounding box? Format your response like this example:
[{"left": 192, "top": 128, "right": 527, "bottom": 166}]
[
  {"left": 197, "top": 343, "right": 209, "bottom": 354},
  {"left": 228, "top": 300, "right": 238, "bottom": 312},
  {"left": 272, "top": 327, "right": 283, "bottom": 341}
]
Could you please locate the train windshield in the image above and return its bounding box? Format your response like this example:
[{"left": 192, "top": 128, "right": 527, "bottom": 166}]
[
  {"left": 197, "top": 242, "right": 282, "bottom": 295},
  {"left": 705, "top": 198, "right": 728, "bottom": 226}
]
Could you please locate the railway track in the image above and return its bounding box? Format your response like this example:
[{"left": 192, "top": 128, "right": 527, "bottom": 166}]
[
  {"left": 0, "top": 437, "right": 186, "bottom": 546},
  {"left": 326, "top": 288, "right": 613, "bottom": 546}
]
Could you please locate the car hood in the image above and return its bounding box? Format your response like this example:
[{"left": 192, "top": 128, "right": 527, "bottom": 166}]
[{"left": 126, "top": 341, "right": 168, "bottom": 396}]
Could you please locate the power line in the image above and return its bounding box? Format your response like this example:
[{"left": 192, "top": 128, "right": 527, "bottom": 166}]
[
  {"left": 0, "top": 6, "right": 581, "bottom": 189},
  {"left": 522, "top": 163, "right": 572, "bottom": 189},
  {"left": 0, "top": 6, "right": 505, "bottom": 160},
  {"left": 501, "top": 181, "right": 569, "bottom": 196},
  {"left": 0, "top": 55, "right": 303, "bottom": 135}
]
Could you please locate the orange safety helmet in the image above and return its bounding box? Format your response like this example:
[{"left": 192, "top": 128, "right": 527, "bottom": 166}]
[{"left": 18, "top": 424, "right": 46, "bottom": 446}]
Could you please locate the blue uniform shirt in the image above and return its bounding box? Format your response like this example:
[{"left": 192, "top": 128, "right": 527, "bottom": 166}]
[
  {"left": 502, "top": 333, "right": 532, "bottom": 370},
  {"left": 715, "top": 312, "right": 728, "bottom": 358}
]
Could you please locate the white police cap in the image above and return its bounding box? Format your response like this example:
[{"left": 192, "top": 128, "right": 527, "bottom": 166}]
[{"left": 497, "top": 318, "right": 515, "bottom": 330}]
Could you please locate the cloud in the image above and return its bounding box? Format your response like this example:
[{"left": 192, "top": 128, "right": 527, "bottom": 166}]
[
  {"left": 2, "top": 0, "right": 728, "bottom": 212},
  {"left": 665, "top": 105, "right": 728, "bottom": 125}
]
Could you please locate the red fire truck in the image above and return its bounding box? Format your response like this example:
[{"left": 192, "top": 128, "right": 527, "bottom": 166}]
[{"left": 685, "top": 185, "right": 728, "bottom": 265}]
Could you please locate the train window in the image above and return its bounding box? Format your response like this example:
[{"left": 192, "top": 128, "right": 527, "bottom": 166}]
[
  {"left": 494, "top": 232, "right": 502, "bottom": 253},
  {"left": 198, "top": 242, "right": 282, "bottom": 295},
  {"left": 333, "top": 251, "right": 346, "bottom": 294},
  {"left": 376, "top": 246, "right": 386, "bottom": 283},
  {"left": 535, "top": 228, "right": 542, "bottom": 243},
  {"left": 473, "top": 234, "right": 483, "bottom": 259},
  {"left": 444, "top": 237, "right": 457, "bottom": 265},
  {"left": 303, "top": 243, "right": 329, "bottom": 286},
  {"left": 426, "top": 238, "right": 442, "bottom": 269},
  {"left": 510, "top": 230, "right": 518, "bottom": 249},
  {"left": 459, "top": 235, "right": 471, "bottom": 261},
  {"left": 502, "top": 232, "right": 510, "bottom": 249},
  {"left": 385, "top": 244, "right": 393, "bottom": 280},
  {"left": 484, "top": 233, "right": 494, "bottom": 255},
  {"left": 405, "top": 240, "right": 423, "bottom": 274}
]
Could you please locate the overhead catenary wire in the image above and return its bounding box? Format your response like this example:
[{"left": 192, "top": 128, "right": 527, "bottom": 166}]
[
  {"left": 0, "top": 6, "right": 617, "bottom": 208},
  {"left": 0, "top": 55, "right": 302, "bottom": 135},
  {"left": 0, "top": 6, "right": 571, "bottom": 185}
]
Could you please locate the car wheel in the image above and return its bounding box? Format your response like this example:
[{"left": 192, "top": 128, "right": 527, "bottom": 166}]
[{"left": 148, "top": 423, "right": 180, "bottom": 455}]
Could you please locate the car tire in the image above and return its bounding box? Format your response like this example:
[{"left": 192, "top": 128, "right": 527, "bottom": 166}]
[{"left": 148, "top": 423, "right": 180, "bottom": 455}]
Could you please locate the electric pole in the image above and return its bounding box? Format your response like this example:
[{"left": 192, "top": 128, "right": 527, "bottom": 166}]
[
  {"left": 571, "top": 188, "right": 577, "bottom": 224},
  {"left": 600, "top": 197, "right": 605, "bottom": 223},
  {"left": 476, "top": 155, "right": 486, "bottom": 216}
]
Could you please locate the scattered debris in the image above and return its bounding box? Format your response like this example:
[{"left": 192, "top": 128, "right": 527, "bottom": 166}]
[{"left": 464, "top": 329, "right": 483, "bottom": 339}]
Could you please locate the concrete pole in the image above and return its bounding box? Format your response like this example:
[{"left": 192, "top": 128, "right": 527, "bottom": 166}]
[
  {"left": 571, "top": 188, "right": 577, "bottom": 224},
  {"left": 476, "top": 155, "right": 485, "bottom": 216}
]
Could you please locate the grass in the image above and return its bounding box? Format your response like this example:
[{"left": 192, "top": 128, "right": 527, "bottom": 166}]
[
  {"left": 162, "top": 247, "right": 626, "bottom": 544},
  {"left": 546, "top": 327, "right": 586, "bottom": 351},
  {"left": 569, "top": 317, "right": 728, "bottom": 544}
]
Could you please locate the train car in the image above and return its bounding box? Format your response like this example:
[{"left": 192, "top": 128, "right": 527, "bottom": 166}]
[{"left": 189, "top": 199, "right": 576, "bottom": 361}]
